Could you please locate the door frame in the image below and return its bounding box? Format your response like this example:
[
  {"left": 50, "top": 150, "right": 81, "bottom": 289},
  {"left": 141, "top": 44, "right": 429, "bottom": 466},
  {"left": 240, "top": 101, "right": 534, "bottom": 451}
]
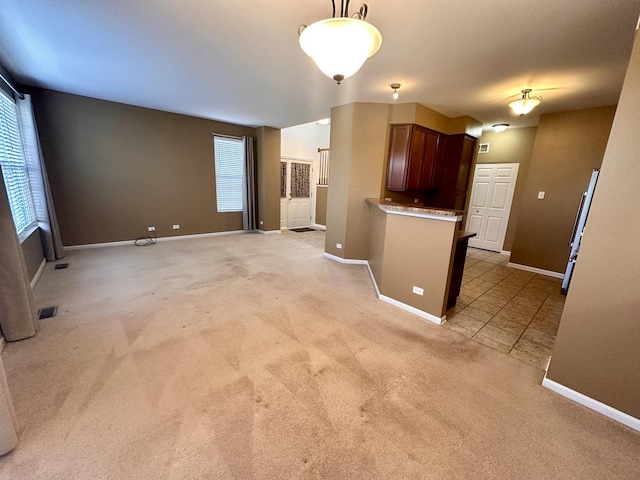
[
  {"left": 280, "top": 156, "right": 314, "bottom": 229},
  {"left": 465, "top": 162, "right": 519, "bottom": 253}
]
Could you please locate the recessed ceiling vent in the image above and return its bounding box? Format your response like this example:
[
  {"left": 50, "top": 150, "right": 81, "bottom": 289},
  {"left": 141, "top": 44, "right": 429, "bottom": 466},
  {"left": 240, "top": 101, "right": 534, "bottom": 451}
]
[{"left": 38, "top": 306, "right": 58, "bottom": 320}]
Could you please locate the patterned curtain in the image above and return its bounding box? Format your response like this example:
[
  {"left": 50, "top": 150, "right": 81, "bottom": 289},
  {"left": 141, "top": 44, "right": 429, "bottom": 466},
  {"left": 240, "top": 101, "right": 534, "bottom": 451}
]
[
  {"left": 280, "top": 162, "right": 287, "bottom": 198},
  {"left": 290, "top": 162, "right": 310, "bottom": 198}
]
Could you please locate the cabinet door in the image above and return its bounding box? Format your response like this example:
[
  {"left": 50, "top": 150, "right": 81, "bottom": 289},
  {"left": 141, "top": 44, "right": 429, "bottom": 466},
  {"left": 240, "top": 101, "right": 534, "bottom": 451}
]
[
  {"left": 386, "top": 125, "right": 412, "bottom": 191},
  {"left": 406, "top": 126, "right": 427, "bottom": 190},
  {"left": 419, "top": 129, "right": 442, "bottom": 190}
]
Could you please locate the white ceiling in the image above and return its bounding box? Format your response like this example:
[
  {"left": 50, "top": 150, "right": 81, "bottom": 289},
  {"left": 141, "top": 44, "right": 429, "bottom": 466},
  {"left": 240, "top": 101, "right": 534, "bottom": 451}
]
[{"left": 0, "top": 1, "right": 638, "bottom": 130}]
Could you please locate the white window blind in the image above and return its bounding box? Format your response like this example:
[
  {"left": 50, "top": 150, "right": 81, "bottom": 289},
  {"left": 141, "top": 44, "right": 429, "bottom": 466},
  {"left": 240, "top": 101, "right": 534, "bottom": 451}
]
[
  {"left": 214, "top": 136, "right": 243, "bottom": 213},
  {"left": 0, "top": 90, "right": 36, "bottom": 235}
]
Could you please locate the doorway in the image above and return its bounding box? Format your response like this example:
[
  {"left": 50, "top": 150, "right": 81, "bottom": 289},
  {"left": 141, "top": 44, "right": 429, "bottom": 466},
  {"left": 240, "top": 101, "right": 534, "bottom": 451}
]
[
  {"left": 280, "top": 157, "right": 313, "bottom": 229},
  {"left": 465, "top": 163, "right": 519, "bottom": 252}
]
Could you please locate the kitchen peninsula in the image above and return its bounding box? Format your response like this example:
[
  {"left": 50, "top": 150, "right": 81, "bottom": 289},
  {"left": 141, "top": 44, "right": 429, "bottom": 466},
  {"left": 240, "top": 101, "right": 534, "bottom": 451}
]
[{"left": 366, "top": 198, "right": 475, "bottom": 324}]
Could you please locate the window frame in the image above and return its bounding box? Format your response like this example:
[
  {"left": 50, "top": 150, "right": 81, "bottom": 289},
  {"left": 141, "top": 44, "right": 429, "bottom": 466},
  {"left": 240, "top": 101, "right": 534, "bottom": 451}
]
[
  {"left": 0, "top": 89, "right": 38, "bottom": 242},
  {"left": 213, "top": 135, "right": 244, "bottom": 213}
]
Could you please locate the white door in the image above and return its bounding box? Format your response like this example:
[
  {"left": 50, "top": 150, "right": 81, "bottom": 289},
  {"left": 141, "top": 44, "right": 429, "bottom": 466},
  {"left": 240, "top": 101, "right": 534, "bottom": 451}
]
[
  {"left": 465, "top": 163, "right": 519, "bottom": 252},
  {"left": 281, "top": 158, "right": 313, "bottom": 229},
  {"left": 280, "top": 161, "right": 287, "bottom": 229}
]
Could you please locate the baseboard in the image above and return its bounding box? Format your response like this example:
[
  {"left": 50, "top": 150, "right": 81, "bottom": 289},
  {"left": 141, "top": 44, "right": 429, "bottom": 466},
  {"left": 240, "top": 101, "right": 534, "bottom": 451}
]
[
  {"left": 257, "top": 229, "right": 282, "bottom": 234},
  {"left": 542, "top": 376, "right": 640, "bottom": 432},
  {"left": 64, "top": 230, "right": 247, "bottom": 250},
  {"left": 507, "top": 262, "right": 564, "bottom": 279},
  {"left": 312, "top": 224, "right": 326, "bottom": 231},
  {"left": 30, "top": 258, "right": 47, "bottom": 289},
  {"left": 378, "top": 294, "right": 446, "bottom": 325},
  {"left": 364, "top": 260, "right": 445, "bottom": 325},
  {"left": 500, "top": 250, "right": 511, "bottom": 256},
  {"left": 365, "top": 262, "right": 381, "bottom": 297},
  {"left": 0, "top": 336, "right": 5, "bottom": 354},
  {"left": 322, "top": 252, "right": 368, "bottom": 265},
  {"left": 326, "top": 253, "right": 446, "bottom": 325}
]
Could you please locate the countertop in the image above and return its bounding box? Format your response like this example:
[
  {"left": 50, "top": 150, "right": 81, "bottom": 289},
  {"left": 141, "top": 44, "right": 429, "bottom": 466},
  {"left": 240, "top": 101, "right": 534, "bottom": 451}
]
[
  {"left": 366, "top": 198, "right": 464, "bottom": 222},
  {"left": 457, "top": 230, "right": 477, "bottom": 242}
]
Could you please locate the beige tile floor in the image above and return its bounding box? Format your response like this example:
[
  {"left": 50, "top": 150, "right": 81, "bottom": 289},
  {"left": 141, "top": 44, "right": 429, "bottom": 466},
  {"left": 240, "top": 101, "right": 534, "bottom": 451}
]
[{"left": 444, "top": 247, "right": 565, "bottom": 370}]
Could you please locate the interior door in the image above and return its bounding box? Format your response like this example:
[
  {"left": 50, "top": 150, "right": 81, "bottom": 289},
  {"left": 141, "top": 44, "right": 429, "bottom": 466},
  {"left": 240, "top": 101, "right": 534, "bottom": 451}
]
[
  {"left": 280, "top": 161, "right": 287, "bottom": 229},
  {"left": 465, "top": 163, "right": 519, "bottom": 252},
  {"left": 281, "top": 158, "right": 313, "bottom": 229}
]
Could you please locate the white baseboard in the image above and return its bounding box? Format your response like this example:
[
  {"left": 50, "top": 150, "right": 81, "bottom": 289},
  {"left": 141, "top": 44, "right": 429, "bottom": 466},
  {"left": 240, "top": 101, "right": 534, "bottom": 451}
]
[
  {"left": 365, "top": 262, "right": 381, "bottom": 297},
  {"left": 500, "top": 250, "right": 511, "bottom": 256},
  {"left": 257, "top": 229, "right": 282, "bottom": 234},
  {"left": 542, "top": 376, "right": 640, "bottom": 432},
  {"left": 312, "top": 224, "right": 326, "bottom": 231},
  {"left": 0, "top": 336, "right": 5, "bottom": 354},
  {"left": 363, "top": 259, "right": 445, "bottom": 325},
  {"left": 64, "top": 230, "right": 247, "bottom": 250},
  {"left": 323, "top": 252, "right": 368, "bottom": 265},
  {"left": 325, "top": 253, "right": 446, "bottom": 325},
  {"left": 30, "top": 258, "right": 47, "bottom": 289},
  {"left": 378, "top": 294, "right": 447, "bottom": 325},
  {"left": 507, "top": 262, "right": 564, "bottom": 279}
]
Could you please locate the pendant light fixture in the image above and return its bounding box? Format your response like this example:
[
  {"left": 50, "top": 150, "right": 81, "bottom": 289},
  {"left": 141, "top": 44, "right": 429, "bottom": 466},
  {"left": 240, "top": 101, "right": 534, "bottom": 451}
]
[
  {"left": 509, "top": 89, "right": 542, "bottom": 116},
  {"left": 298, "top": 2, "right": 382, "bottom": 84},
  {"left": 391, "top": 83, "right": 401, "bottom": 100}
]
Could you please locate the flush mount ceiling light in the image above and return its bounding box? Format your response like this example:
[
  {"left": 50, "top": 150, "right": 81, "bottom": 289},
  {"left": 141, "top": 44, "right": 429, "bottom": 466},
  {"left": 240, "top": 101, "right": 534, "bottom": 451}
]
[
  {"left": 390, "top": 83, "right": 401, "bottom": 100},
  {"left": 493, "top": 124, "right": 509, "bottom": 132},
  {"left": 298, "top": 1, "right": 382, "bottom": 84},
  {"left": 509, "top": 89, "right": 543, "bottom": 116}
]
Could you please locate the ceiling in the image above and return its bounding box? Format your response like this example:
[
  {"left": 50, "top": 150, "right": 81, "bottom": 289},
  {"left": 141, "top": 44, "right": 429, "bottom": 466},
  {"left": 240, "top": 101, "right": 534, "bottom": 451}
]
[{"left": 0, "top": 1, "right": 638, "bottom": 130}]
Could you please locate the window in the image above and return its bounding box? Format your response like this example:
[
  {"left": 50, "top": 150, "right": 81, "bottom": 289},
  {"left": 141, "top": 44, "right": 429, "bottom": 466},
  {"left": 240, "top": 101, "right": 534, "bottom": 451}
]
[
  {"left": 0, "top": 90, "right": 37, "bottom": 237},
  {"left": 213, "top": 135, "right": 243, "bottom": 212}
]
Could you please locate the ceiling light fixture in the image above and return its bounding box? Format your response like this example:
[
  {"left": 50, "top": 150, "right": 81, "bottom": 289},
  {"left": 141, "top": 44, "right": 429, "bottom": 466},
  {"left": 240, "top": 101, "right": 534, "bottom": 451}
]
[
  {"left": 298, "top": 2, "right": 382, "bottom": 84},
  {"left": 509, "top": 89, "right": 542, "bottom": 116},
  {"left": 493, "top": 124, "right": 509, "bottom": 132},
  {"left": 391, "top": 83, "right": 401, "bottom": 100}
]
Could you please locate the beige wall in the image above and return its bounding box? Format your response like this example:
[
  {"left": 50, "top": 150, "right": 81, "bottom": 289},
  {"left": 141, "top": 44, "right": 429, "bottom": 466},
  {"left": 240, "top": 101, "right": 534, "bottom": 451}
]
[
  {"left": 546, "top": 32, "right": 640, "bottom": 419},
  {"left": 31, "top": 88, "right": 256, "bottom": 245},
  {"left": 369, "top": 205, "right": 457, "bottom": 318},
  {"left": 476, "top": 127, "right": 537, "bottom": 251},
  {"left": 325, "top": 103, "right": 390, "bottom": 259},
  {"left": 21, "top": 229, "right": 44, "bottom": 281},
  {"left": 315, "top": 186, "right": 327, "bottom": 226},
  {"left": 509, "top": 106, "right": 616, "bottom": 273},
  {"left": 256, "top": 126, "right": 281, "bottom": 231}
]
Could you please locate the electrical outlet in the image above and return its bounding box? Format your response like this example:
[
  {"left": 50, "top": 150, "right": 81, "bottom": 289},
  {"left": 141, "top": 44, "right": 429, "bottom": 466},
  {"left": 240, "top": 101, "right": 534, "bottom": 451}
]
[
  {"left": 414, "top": 198, "right": 419, "bottom": 204},
  {"left": 412, "top": 286, "right": 424, "bottom": 296},
  {"left": 172, "top": 224, "right": 180, "bottom": 229},
  {"left": 147, "top": 226, "right": 155, "bottom": 232},
  {"left": 336, "top": 243, "right": 342, "bottom": 249},
  {"left": 537, "top": 191, "right": 545, "bottom": 199},
  {"left": 260, "top": 220, "right": 264, "bottom": 225}
]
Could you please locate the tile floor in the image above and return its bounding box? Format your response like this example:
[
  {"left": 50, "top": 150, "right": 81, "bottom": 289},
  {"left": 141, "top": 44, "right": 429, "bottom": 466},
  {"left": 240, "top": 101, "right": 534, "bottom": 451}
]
[{"left": 443, "top": 247, "right": 566, "bottom": 370}]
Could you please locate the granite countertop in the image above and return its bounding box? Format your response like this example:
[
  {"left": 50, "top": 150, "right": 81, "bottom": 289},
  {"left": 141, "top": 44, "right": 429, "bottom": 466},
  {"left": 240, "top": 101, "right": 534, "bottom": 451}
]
[{"left": 366, "top": 198, "right": 464, "bottom": 219}]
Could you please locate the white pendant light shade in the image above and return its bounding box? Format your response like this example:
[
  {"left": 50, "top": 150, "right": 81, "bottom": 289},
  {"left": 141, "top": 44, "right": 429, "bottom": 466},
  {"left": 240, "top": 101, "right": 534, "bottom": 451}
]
[
  {"left": 509, "top": 89, "right": 542, "bottom": 116},
  {"left": 299, "top": 18, "right": 382, "bottom": 83}
]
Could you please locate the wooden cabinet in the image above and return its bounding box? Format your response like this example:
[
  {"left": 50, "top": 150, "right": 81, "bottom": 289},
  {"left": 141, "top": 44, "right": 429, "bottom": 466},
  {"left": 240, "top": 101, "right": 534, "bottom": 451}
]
[
  {"left": 424, "top": 133, "right": 477, "bottom": 210},
  {"left": 386, "top": 124, "right": 443, "bottom": 191}
]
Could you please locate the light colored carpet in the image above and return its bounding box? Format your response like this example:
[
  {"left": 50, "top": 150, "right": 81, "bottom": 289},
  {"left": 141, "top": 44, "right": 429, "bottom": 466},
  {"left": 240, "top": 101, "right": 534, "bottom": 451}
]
[{"left": 0, "top": 231, "right": 638, "bottom": 479}]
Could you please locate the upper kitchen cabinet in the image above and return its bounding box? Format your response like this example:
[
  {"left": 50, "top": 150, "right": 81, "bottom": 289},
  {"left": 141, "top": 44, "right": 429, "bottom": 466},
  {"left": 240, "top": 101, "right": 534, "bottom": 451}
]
[
  {"left": 386, "top": 124, "right": 444, "bottom": 191},
  {"left": 425, "top": 133, "right": 477, "bottom": 210}
]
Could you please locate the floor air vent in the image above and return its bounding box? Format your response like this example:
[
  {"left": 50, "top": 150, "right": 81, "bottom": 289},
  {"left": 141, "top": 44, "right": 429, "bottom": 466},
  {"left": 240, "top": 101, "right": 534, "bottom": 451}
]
[
  {"left": 38, "top": 306, "right": 58, "bottom": 320},
  {"left": 54, "top": 263, "right": 69, "bottom": 270}
]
